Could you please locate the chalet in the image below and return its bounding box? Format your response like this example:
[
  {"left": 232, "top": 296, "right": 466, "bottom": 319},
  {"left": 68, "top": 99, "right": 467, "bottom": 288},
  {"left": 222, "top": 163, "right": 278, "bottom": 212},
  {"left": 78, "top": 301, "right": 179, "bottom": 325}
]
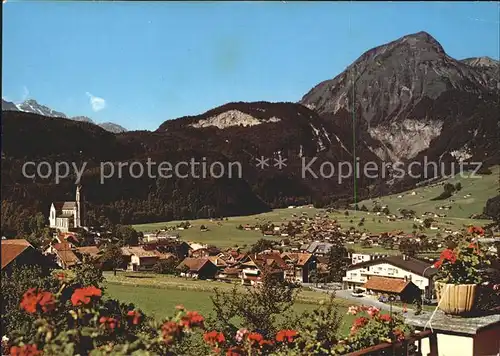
[
  {"left": 44, "top": 242, "right": 81, "bottom": 269},
  {"left": 177, "top": 258, "right": 218, "bottom": 279},
  {"left": 239, "top": 254, "right": 286, "bottom": 286},
  {"left": 1, "top": 239, "right": 56, "bottom": 275},
  {"left": 191, "top": 246, "right": 221, "bottom": 258},
  {"left": 302, "top": 241, "right": 334, "bottom": 256},
  {"left": 364, "top": 276, "right": 422, "bottom": 303},
  {"left": 75, "top": 246, "right": 103, "bottom": 265},
  {"left": 217, "top": 267, "right": 241, "bottom": 282},
  {"left": 281, "top": 252, "right": 316, "bottom": 283},
  {"left": 343, "top": 255, "right": 437, "bottom": 299},
  {"left": 143, "top": 240, "right": 190, "bottom": 259},
  {"left": 121, "top": 246, "right": 174, "bottom": 271},
  {"left": 207, "top": 256, "right": 228, "bottom": 271},
  {"left": 350, "top": 253, "right": 387, "bottom": 265}
]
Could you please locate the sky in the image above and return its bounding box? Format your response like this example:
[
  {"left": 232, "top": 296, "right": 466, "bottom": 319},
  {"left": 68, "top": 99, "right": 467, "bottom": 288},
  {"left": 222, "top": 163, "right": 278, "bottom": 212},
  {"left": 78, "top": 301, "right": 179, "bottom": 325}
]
[{"left": 3, "top": 1, "right": 499, "bottom": 131}]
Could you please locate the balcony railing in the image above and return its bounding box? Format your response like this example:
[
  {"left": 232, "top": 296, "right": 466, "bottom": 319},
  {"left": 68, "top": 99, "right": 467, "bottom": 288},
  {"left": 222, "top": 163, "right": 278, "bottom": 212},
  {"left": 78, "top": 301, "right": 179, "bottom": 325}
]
[{"left": 346, "top": 330, "right": 437, "bottom": 356}]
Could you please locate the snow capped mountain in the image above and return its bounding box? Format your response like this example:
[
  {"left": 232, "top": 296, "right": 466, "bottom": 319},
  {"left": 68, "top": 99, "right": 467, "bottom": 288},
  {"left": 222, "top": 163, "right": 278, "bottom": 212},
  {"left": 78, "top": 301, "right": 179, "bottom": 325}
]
[
  {"left": 1, "top": 98, "right": 127, "bottom": 133},
  {"left": 17, "top": 99, "right": 67, "bottom": 118}
]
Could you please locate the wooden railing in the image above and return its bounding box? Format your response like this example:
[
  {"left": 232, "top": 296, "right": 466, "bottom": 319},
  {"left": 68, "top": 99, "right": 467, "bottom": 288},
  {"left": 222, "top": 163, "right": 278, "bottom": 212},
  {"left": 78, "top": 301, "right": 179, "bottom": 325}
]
[{"left": 346, "top": 329, "right": 438, "bottom": 356}]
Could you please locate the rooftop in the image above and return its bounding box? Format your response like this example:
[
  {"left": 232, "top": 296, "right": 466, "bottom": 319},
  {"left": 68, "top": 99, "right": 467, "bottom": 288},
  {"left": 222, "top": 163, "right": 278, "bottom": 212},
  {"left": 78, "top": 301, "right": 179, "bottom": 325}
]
[{"left": 364, "top": 276, "right": 412, "bottom": 294}]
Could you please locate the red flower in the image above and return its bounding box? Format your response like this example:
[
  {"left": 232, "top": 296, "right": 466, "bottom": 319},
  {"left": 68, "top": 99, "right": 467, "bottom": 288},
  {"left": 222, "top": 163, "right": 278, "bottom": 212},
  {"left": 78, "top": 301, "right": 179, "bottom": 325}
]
[
  {"left": 379, "top": 314, "right": 392, "bottom": 322},
  {"left": 393, "top": 328, "right": 405, "bottom": 342},
  {"left": 467, "top": 226, "right": 484, "bottom": 235},
  {"left": 99, "top": 316, "right": 119, "bottom": 330},
  {"left": 468, "top": 242, "right": 481, "bottom": 254},
  {"left": 126, "top": 310, "right": 142, "bottom": 325},
  {"left": 179, "top": 311, "right": 204, "bottom": 329},
  {"left": 161, "top": 321, "right": 182, "bottom": 344},
  {"left": 10, "top": 344, "right": 42, "bottom": 356},
  {"left": 434, "top": 248, "right": 457, "bottom": 269},
  {"left": 70, "top": 286, "right": 102, "bottom": 306},
  {"left": 247, "top": 332, "right": 263, "bottom": 344},
  {"left": 20, "top": 288, "right": 55, "bottom": 314},
  {"left": 276, "top": 329, "right": 298, "bottom": 343},
  {"left": 203, "top": 331, "right": 225, "bottom": 345}
]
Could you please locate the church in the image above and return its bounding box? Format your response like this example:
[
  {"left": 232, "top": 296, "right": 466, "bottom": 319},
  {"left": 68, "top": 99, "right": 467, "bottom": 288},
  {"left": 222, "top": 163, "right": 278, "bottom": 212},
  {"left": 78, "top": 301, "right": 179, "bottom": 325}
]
[{"left": 49, "top": 185, "right": 85, "bottom": 232}]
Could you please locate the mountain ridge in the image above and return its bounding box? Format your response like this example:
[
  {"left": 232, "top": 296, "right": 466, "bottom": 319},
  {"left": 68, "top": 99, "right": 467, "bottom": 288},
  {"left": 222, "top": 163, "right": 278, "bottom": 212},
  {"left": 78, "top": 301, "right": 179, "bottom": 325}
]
[
  {"left": 1, "top": 98, "right": 128, "bottom": 134},
  {"left": 1, "top": 31, "right": 498, "bottom": 234},
  {"left": 300, "top": 31, "right": 499, "bottom": 163}
]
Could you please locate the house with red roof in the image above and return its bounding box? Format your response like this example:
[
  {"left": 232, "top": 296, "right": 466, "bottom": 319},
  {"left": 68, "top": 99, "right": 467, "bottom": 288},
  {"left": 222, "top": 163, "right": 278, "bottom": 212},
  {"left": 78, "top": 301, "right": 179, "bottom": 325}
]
[
  {"left": 177, "top": 257, "right": 218, "bottom": 279},
  {"left": 2, "top": 239, "right": 56, "bottom": 275},
  {"left": 44, "top": 242, "right": 81, "bottom": 269}
]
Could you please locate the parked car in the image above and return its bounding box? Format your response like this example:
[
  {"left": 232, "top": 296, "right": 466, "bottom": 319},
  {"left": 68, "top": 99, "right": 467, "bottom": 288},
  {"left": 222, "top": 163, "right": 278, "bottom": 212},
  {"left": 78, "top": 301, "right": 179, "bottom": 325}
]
[{"left": 351, "top": 288, "right": 365, "bottom": 297}]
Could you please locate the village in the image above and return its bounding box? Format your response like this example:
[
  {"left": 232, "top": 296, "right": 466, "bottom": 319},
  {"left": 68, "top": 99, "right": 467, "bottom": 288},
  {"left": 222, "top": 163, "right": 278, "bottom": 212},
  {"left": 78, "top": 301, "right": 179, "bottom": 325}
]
[{"left": 3, "top": 185, "right": 499, "bottom": 309}]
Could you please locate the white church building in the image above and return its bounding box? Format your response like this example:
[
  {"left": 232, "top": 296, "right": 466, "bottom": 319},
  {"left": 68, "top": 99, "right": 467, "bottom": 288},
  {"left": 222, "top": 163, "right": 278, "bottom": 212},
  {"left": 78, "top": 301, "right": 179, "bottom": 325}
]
[{"left": 49, "top": 185, "right": 85, "bottom": 232}]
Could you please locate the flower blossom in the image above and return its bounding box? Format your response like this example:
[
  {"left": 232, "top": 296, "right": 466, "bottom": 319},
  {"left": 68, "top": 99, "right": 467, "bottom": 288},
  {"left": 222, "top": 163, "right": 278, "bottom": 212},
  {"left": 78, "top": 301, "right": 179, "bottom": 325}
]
[
  {"left": 247, "top": 332, "right": 264, "bottom": 344},
  {"left": 162, "top": 321, "right": 182, "bottom": 344},
  {"left": 179, "top": 311, "right": 204, "bottom": 329},
  {"left": 99, "top": 316, "right": 119, "bottom": 330},
  {"left": 126, "top": 310, "right": 142, "bottom": 325},
  {"left": 366, "top": 306, "right": 380, "bottom": 317},
  {"left": 235, "top": 328, "right": 248, "bottom": 343},
  {"left": 20, "top": 288, "right": 55, "bottom": 314},
  {"left": 347, "top": 305, "right": 360, "bottom": 315},
  {"left": 379, "top": 314, "right": 392, "bottom": 322},
  {"left": 70, "top": 286, "right": 102, "bottom": 306},
  {"left": 10, "top": 344, "right": 42, "bottom": 356},
  {"left": 203, "top": 331, "right": 225, "bottom": 345},
  {"left": 433, "top": 248, "right": 457, "bottom": 268},
  {"left": 393, "top": 328, "right": 405, "bottom": 342},
  {"left": 276, "top": 329, "right": 298, "bottom": 343}
]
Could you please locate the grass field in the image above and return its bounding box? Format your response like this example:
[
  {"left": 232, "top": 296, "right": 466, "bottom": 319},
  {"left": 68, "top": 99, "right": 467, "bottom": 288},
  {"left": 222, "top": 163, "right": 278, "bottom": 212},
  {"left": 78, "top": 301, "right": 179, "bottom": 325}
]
[
  {"left": 133, "top": 207, "right": 491, "bottom": 250},
  {"left": 357, "top": 166, "right": 499, "bottom": 219},
  {"left": 132, "top": 167, "right": 497, "bottom": 250},
  {"left": 104, "top": 272, "right": 357, "bottom": 336}
]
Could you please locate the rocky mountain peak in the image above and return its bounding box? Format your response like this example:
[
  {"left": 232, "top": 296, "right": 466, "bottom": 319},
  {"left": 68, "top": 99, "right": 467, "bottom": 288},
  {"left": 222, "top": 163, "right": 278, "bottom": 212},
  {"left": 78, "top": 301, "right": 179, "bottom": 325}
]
[{"left": 300, "top": 31, "right": 498, "bottom": 163}]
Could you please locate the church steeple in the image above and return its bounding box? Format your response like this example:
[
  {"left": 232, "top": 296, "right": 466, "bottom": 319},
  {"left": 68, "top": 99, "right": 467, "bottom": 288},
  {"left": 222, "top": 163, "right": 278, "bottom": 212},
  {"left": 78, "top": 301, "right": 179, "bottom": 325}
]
[{"left": 75, "top": 184, "right": 84, "bottom": 227}]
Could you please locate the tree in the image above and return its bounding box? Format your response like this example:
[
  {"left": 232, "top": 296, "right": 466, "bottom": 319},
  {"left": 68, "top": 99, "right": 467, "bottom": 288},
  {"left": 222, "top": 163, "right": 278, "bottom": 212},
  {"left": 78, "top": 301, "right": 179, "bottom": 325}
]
[
  {"left": 326, "top": 242, "right": 350, "bottom": 282},
  {"left": 382, "top": 207, "right": 390, "bottom": 215},
  {"left": 360, "top": 205, "right": 368, "bottom": 212},
  {"left": 153, "top": 258, "right": 178, "bottom": 275},
  {"left": 344, "top": 211, "right": 349, "bottom": 216},
  {"left": 249, "top": 238, "right": 275, "bottom": 254},
  {"left": 444, "top": 183, "right": 455, "bottom": 195},
  {"left": 114, "top": 225, "right": 139, "bottom": 246},
  {"left": 423, "top": 218, "right": 434, "bottom": 229},
  {"left": 101, "top": 244, "right": 124, "bottom": 276},
  {"left": 207, "top": 271, "right": 298, "bottom": 338},
  {"left": 455, "top": 182, "right": 462, "bottom": 191},
  {"left": 309, "top": 269, "right": 320, "bottom": 287}
]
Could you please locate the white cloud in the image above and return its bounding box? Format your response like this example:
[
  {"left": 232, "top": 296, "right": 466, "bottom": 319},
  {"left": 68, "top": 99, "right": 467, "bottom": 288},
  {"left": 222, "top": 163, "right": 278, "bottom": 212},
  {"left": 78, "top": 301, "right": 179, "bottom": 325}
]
[{"left": 86, "top": 92, "right": 106, "bottom": 112}]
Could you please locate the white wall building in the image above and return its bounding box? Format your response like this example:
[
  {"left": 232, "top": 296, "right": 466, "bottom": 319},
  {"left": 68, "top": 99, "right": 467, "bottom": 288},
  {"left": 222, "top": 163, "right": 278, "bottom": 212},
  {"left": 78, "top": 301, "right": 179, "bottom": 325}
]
[{"left": 342, "top": 255, "right": 437, "bottom": 299}]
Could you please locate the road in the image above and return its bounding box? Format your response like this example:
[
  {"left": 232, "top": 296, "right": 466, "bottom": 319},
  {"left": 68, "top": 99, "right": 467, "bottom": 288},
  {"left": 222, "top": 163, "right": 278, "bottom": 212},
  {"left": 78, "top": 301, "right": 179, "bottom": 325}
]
[{"left": 309, "top": 286, "right": 405, "bottom": 312}]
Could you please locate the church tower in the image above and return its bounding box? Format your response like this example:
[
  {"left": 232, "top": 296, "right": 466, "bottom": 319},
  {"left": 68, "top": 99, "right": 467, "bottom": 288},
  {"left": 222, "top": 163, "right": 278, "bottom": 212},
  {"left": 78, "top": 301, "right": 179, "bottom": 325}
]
[{"left": 75, "top": 184, "right": 85, "bottom": 228}]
